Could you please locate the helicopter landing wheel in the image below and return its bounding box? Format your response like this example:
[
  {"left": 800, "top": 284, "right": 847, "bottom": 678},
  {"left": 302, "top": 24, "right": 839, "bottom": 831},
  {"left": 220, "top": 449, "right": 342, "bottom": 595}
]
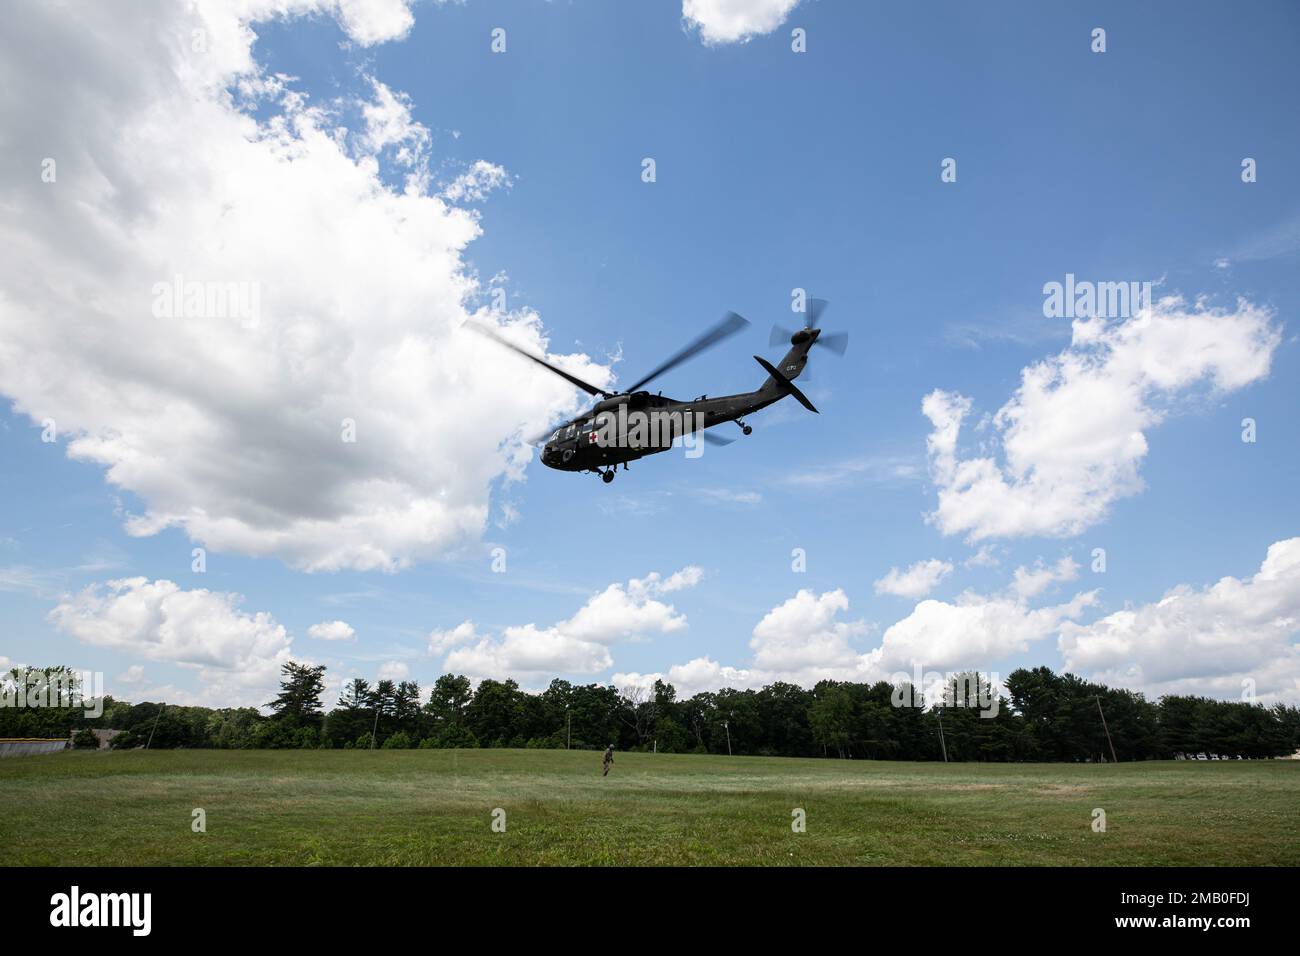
[
  {"left": 602, "top": 470, "right": 615, "bottom": 484},
  {"left": 742, "top": 425, "right": 752, "bottom": 436}
]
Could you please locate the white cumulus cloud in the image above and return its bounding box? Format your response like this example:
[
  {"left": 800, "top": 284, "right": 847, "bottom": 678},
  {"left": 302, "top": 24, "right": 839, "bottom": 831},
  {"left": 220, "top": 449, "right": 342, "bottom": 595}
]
[
  {"left": 636, "top": 578, "right": 1098, "bottom": 696},
  {"left": 682, "top": 0, "right": 802, "bottom": 45},
  {"left": 748, "top": 588, "right": 870, "bottom": 679},
  {"left": 1010, "top": 556, "right": 1079, "bottom": 601},
  {"left": 620, "top": 589, "right": 873, "bottom": 696},
  {"left": 923, "top": 296, "right": 1279, "bottom": 542},
  {"left": 48, "top": 577, "right": 294, "bottom": 707},
  {"left": 307, "top": 620, "right": 356, "bottom": 642},
  {"left": 378, "top": 660, "right": 410, "bottom": 680},
  {"left": 428, "top": 620, "right": 479, "bottom": 654},
  {"left": 862, "top": 590, "right": 1097, "bottom": 680},
  {"left": 0, "top": 0, "right": 610, "bottom": 573},
  {"left": 874, "top": 558, "right": 953, "bottom": 599},
  {"left": 612, "top": 659, "right": 761, "bottom": 699},
  {"left": 1059, "top": 537, "right": 1300, "bottom": 703},
  {"left": 438, "top": 567, "right": 703, "bottom": 681},
  {"left": 439, "top": 159, "right": 511, "bottom": 203}
]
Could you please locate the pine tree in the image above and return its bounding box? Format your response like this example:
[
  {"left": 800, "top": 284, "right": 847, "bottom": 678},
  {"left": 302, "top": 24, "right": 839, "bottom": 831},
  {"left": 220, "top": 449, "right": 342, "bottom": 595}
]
[{"left": 267, "top": 661, "right": 326, "bottom": 729}]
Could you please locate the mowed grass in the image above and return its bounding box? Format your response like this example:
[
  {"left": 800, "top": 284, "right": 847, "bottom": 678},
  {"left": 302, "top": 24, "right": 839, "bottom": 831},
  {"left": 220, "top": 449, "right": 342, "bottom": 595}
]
[{"left": 2, "top": 749, "right": 1297, "bottom": 865}]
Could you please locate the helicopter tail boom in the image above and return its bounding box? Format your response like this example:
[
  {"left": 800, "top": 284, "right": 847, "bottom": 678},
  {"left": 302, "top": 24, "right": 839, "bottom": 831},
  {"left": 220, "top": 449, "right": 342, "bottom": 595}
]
[
  {"left": 757, "top": 331, "right": 817, "bottom": 394},
  {"left": 752, "top": 355, "right": 818, "bottom": 414}
]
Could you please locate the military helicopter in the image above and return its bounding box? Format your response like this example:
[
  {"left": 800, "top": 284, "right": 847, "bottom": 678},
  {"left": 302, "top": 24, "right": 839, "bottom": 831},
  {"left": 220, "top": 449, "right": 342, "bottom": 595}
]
[{"left": 468, "top": 300, "right": 847, "bottom": 483}]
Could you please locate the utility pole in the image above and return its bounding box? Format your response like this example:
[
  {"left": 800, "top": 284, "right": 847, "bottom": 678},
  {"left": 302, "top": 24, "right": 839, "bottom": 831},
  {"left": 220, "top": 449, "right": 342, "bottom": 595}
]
[
  {"left": 145, "top": 703, "right": 165, "bottom": 750},
  {"left": 371, "top": 700, "right": 382, "bottom": 749},
  {"left": 936, "top": 710, "right": 948, "bottom": 763},
  {"left": 566, "top": 704, "right": 571, "bottom": 750},
  {"left": 723, "top": 719, "right": 732, "bottom": 756},
  {"left": 1096, "top": 695, "right": 1118, "bottom": 764}
]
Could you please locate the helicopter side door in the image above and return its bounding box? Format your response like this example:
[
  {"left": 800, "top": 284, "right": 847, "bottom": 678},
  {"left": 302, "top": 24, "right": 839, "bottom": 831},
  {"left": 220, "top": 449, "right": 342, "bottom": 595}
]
[{"left": 577, "top": 418, "right": 599, "bottom": 463}]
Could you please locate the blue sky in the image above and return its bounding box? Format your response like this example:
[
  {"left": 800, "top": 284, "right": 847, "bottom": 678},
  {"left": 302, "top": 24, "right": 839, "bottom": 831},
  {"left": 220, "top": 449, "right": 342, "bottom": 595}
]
[{"left": 1, "top": 0, "right": 1298, "bottom": 709}]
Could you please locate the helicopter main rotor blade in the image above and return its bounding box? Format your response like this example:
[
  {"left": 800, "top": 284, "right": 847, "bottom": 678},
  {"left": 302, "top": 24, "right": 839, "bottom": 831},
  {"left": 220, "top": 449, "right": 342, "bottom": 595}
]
[
  {"left": 702, "top": 431, "right": 734, "bottom": 446},
  {"left": 524, "top": 422, "right": 561, "bottom": 446},
  {"left": 465, "top": 320, "right": 613, "bottom": 399},
  {"left": 806, "top": 297, "right": 829, "bottom": 329},
  {"left": 622, "top": 311, "right": 750, "bottom": 395}
]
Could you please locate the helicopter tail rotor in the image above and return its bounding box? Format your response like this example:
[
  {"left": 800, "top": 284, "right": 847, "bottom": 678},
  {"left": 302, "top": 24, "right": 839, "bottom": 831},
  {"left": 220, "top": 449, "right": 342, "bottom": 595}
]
[{"left": 769, "top": 297, "right": 848, "bottom": 356}]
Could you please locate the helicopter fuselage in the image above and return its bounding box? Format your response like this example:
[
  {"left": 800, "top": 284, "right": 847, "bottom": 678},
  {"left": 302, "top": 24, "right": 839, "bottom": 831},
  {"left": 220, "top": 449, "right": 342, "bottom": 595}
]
[
  {"left": 539, "top": 331, "right": 818, "bottom": 474},
  {"left": 539, "top": 388, "right": 783, "bottom": 472},
  {"left": 468, "top": 311, "right": 835, "bottom": 482}
]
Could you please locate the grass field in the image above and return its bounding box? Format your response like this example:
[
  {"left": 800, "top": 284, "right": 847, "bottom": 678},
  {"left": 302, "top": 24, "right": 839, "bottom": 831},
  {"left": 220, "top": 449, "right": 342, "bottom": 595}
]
[{"left": 2, "top": 749, "right": 1297, "bottom": 865}]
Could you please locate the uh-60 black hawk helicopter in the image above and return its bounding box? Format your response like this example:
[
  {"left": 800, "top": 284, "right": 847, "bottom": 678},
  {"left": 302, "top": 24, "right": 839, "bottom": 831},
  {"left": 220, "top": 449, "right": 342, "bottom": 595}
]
[{"left": 469, "top": 299, "right": 847, "bottom": 483}]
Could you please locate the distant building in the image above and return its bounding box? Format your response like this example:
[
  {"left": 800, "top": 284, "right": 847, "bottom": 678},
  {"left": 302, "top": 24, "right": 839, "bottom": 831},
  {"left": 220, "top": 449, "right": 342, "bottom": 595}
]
[{"left": 0, "top": 738, "right": 68, "bottom": 758}]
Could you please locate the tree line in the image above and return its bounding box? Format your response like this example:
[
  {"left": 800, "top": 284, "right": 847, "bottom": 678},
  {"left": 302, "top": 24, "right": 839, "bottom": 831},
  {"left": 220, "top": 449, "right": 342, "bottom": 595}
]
[{"left": 3, "top": 663, "right": 1297, "bottom": 761}]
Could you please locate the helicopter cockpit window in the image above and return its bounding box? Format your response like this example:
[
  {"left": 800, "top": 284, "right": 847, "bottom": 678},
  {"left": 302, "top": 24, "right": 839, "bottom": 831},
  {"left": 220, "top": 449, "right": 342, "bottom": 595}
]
[
  {"left": 565, "top": 424, "right": 576, "bottom": 440},
  {"left": 550, "top": 430, "right": 561, "bottom": 443}
]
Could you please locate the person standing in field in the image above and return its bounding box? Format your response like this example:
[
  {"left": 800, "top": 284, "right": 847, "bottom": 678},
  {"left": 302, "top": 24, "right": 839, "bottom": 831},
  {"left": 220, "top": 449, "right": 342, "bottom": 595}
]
[{"left": 602, "top": 744, "right": 614, "bottom": 776}]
